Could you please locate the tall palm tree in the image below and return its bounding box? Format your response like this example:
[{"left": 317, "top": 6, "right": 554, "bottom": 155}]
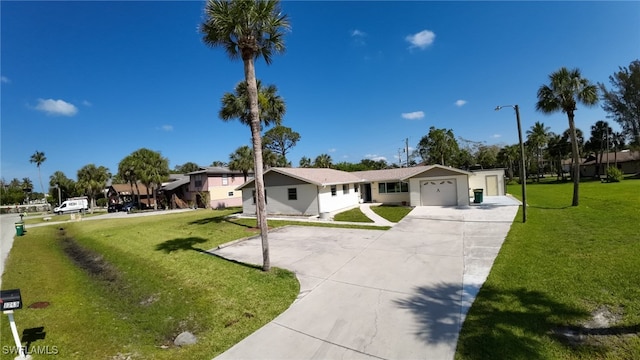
[
  {"left": 526, "top": 122, "right": 550, "bottom": 181},
  {"left": 299, "top": 156, "right": 312, "bottom": 168},
  {"left": 587, "top": 120, "right": 613, "bottom": 177},
  {"left": 77, "top": 164, "right": 111, "bottom": 212},
  {"left": 118, "top": 155, "right": 142, "bottom": 208},
  {"left": 29, "top": 150, "right": 47, "bottom": 196},
  {"left": 611, "top": 131, "right": 626, "bottom": 166},
  {"left": 228, "top": 145, "right": 254, "bottom": 182},
  {"left": 536, "top": 67, "right": 598, "bottom": 206},
  {"left": 497, "top": 144, "right": 519, "bottom": 180},
  {"left": 201, "top": 0, "right": 289, "bottom": 271},
  {"left": 129, "top": 148, "right": 169, "bottom": 210},
  {"left": 314, "top": 154, "right": 333, "bottom": 168}
]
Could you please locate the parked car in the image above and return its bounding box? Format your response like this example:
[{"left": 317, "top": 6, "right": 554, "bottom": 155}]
[
  {"left": 122, "top": 202, "right": 137, "bottom": 212},
  {"left": 107, "top": 203, "right": 123, "bottom": 213}
]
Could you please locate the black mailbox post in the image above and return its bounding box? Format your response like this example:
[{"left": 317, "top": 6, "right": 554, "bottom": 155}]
[{"left": 0, "top": 289, "right": 23, "bottom": 311}]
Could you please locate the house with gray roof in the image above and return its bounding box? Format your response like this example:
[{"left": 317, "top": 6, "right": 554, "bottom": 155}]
[{"left": 236, "top": 164, "right": 498, "bottom": 216}]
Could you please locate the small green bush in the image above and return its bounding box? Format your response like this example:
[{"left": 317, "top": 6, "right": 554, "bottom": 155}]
[
  {"left": 96, "top": 198, "right": 107, "bottom": 206},
  {"left": 607, "top": 167, "right": 623, "bottom": 182}
]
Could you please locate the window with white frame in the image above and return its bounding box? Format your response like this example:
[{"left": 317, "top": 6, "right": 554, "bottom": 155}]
[
  {"left": 354, "top": 184, "right": 359, "bottom": 192},
  {"left": 331, "top": 185, "right": 337, "bottom": 196},
  {"left": 222, "top": 174, "right": 228, "bottom": 185},
  {"left": 343, "top": 184, "right": 349, "bottom": 194},
  {"left": 378, "top": 182, "right": 409, "bottom": 193}
]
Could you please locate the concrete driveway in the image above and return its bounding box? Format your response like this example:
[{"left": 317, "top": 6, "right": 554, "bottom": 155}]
[{"left": 211, "top": 201, "right": 520, "bottom": 360}]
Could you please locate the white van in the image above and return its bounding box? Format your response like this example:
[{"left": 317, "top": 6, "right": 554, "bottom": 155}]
[{"left": 54, "top": 197, "right": 89, "bottom": 215}]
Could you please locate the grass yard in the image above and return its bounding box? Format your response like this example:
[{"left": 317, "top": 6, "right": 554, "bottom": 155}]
[
  {"left": 333, "top": 207, "right": 374, "bottom": 223},
  {"left": 370, "top": 204, "right": 413, "bottom": 223},
  {"left": 0, "top": 209, "right": 300, "bottom": 360},
  {"left": 456, "top": 179, "right": 640, "bottom": 359}
]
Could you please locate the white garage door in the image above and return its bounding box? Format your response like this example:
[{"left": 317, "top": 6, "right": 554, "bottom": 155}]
[{"left": 421, "top": 179, "right": 457, "bottom": 206}]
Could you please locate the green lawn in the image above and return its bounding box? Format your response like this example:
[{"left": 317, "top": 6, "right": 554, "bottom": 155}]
[
  {"left": 1, "top": 209, "right": 299, "bottom": 360},
  {"left": 456, "top": 179, "right": 640, "bottom": 359},
  {"left": 333, "top": 207, "right": 374, "bottom": 223},
  {"left": 370, "top": 204, "right": 413, "bottom": 223}
]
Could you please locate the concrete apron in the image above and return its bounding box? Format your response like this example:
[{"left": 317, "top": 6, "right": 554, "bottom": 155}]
[{"left": 211, "top": 204, "right": 519, "bottom": 360}]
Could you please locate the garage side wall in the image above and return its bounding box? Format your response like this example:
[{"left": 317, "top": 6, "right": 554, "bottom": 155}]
[
  {"left": 409, "top": 174, "right": 470, "bottom": 207},
  {"left": 468, "top": 170, "right": 506, "bottom": 197}
]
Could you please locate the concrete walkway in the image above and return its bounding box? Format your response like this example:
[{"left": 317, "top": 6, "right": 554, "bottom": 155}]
[
  {"left": 359, "top": 203, "right": 395, "bottom": 227},
  {"left": 211, "top": 201, "right": 520, "bottom": 359}
]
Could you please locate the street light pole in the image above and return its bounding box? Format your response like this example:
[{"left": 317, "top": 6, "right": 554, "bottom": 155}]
[{"left": 496, "top": 105, "right": 527, "bottom": 223}]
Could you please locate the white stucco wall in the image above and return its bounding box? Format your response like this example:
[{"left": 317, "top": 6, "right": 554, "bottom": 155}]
[
  {"left": 317, "top": 183, "right": 361, "bottom": 213},
  {"left": 409, "top": 174, "right": 469, "bottom": 207},
  {"left": 468, "top": 169, "right": 506, "bottom": 197}
]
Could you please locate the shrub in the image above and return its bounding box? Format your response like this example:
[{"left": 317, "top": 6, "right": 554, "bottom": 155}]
[
  {"left": 607, "top": 167, "right": 623, "bottom": 182},
  {"left": 96, "top": 198, "right": 107, "bottom": 207}
]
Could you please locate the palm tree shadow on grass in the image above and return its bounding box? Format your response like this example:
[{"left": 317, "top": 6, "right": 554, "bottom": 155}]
[
  {"left": 393, "top": 282, "right": 593, "bottom": 359},
  {"left": 188, "top": 215, "right": 254, "bottom": 228},
  {"left": 155, "top": 237, "right": 209, "bottom": 253}
]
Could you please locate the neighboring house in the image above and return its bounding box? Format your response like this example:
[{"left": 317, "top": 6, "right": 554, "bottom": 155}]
[
  {"left": 106, "top": 183, "right": 153, "bottom": 207},
  {"left": 187, "top": 167, "right": 248, "bottom": 209},
  {"left": 580, "top": 150, "right": 640, "bottom": 177},
  {"left": 159, "top": 174, "right": 191, "bottom": 209},
  {"left": 237, "top": 164, "right": 493, "bottom": 216}
]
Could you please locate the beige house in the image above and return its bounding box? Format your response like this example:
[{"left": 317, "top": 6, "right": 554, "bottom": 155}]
[
  {"left": 187, "top": 167, "right": 250, "bottom": 209},
  {"left": 237, "top": 165, "right": 505, "bottom": 216}
]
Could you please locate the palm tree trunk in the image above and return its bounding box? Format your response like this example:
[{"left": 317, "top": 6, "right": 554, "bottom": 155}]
[
  {"left": 568, "top": 112, "right": 580, "bottom": 206},
  {"left": 243, "top": 56, "right": 270, "bottom": 272}
]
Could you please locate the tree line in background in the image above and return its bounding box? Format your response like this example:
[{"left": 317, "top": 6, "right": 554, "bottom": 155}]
[{"left": 2, "top": 0, "right": 637, "bottom": 272}]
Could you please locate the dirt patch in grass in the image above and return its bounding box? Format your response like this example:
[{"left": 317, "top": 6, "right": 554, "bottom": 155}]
[
  {"left": 553, "top": 305, "right": 639, "bottom": 349},
  {"left": 59, "top": 234, "right": 120, "bottom": 283}
]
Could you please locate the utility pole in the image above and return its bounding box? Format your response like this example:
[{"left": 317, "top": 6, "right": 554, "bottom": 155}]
[
  {"left": 397, "top": 149, "right": 403, "bottom": 167},
  {"left": 405, "top": 138, "right": 409, "bottom": 167}
]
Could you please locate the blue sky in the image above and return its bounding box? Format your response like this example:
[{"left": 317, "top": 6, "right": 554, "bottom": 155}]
[{"left": 2, "top": 1, "right": 639, "bottom": 189}]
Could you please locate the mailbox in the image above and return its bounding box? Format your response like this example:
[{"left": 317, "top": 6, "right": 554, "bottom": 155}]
[{"left": 0, "top": 289, "right": 22, "bottom": 311}]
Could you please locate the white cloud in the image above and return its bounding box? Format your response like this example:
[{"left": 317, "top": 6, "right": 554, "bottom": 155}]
[
  {"left": 160, "top": 125, "right": 173, "bottom": 132},
  {"left": 35, "top": 98, "right": 78, "bottom": 116},
  {"left": 365, "top": 154, "right": 387, "bottom": 162},
  {"left": 405, "top": 30, "right": 436, "bottom": 50},
  {"left": 82, "top": 100, "right": 92, "bottom": 107},
  {"left": 351, "top": 29, "right": 366, "bottom": 37},
  {"left": 1, "top": 76, "right": 10, "bottom": 83},
  {"left": 455, "top": 99, "right": 467, "bottom": 107},
  {"left": 401, "top": 111, "right": 425, "bottom": 120},
  {"left": 328, "top": 148, "right": 337, "bottom": 153},
  {"left": 491, "top": 134, "right": 502, "bottom": 139}
]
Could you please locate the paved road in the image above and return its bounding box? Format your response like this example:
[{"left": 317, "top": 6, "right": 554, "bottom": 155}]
[
  {"left": 212, "top": 201, "right": 520, "bottom": 359},
  {"left": 0, "top": 213, "right": 23, "bottom": 288}
]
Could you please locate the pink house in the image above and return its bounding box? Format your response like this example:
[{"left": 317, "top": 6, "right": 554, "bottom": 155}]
[{"left": 187, "top": 167, "right": 251, "bottom": 209}]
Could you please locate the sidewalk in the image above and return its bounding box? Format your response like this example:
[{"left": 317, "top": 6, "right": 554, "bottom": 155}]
[{"left": 358, "top": 203, "right": 395, "bottom": 227}]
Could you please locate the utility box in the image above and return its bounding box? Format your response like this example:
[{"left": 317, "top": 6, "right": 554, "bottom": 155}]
[{"left": 0, "top": 289, "right": 22, "bottom": 311}]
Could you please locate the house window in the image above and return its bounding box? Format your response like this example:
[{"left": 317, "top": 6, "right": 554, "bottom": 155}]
[
  {"left": 343, "top": 184, "right": 349, "bottom": 194},
  {"left": 222, "top": 174, "right": 228, "bottom": 185},
  {"left": 228, "top": 191, "right": 234, "bottom": 197},
  {"left": 354, "top": 184, "right": 359, "bottom": 193},
  {"left": 378, "top": 182, "right": 409, "bottom": 193},
  {"left": 194, "top": 174, "right": 203, "bottom": 188},
  {"left": 288, "top": 188, "right": 297, "bottom": 200},
  {"left": 331, "top": 185, "right": 337, "bottom": 196}
]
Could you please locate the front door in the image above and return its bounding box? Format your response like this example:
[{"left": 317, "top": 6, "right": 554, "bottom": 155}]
[
  {"left": 363, "top": 183, "right": 372, "bottom": 203},
  {"left": 485, "top": 175, "right": 499, "bottom": 196}
]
